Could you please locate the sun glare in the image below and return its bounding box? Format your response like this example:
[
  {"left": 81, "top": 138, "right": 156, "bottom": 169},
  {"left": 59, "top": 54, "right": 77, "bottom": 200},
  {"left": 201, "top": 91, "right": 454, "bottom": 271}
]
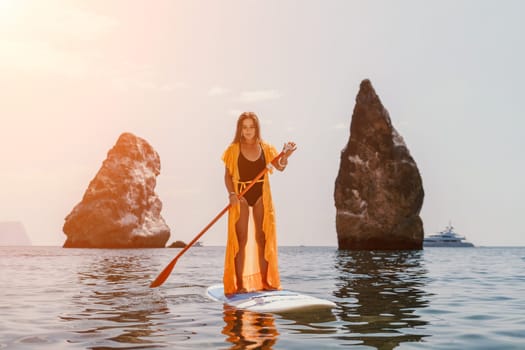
[
  {"left": 0, "top": 0, "right": 15, "bottom": 11},
  {"left": 0, "top": 0, "right": 21, "bottom": 21}
]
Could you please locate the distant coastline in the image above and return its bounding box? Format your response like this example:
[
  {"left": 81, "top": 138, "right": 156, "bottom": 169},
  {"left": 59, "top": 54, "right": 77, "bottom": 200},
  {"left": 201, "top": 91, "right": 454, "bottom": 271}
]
[{"left": 0, "top": 221, "right": 31, "bottom": 246}]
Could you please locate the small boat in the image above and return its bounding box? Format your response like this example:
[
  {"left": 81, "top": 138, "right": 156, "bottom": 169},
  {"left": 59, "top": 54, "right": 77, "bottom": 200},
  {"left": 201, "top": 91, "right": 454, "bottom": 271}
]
[{"left": 424, "top": 224, "right": 474, "bottom": 247}]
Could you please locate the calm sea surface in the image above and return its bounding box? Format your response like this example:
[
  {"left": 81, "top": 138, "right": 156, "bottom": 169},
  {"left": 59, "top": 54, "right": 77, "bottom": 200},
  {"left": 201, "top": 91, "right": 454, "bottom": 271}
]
[{"left": 1, "top": 246, "right": 524, "bottom": 349}]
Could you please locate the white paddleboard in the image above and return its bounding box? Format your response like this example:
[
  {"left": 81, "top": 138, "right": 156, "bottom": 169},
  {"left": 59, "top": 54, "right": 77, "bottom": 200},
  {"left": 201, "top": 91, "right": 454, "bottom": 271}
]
[{"left": 206, "top": 284, "right": 336, "bottom": 313}]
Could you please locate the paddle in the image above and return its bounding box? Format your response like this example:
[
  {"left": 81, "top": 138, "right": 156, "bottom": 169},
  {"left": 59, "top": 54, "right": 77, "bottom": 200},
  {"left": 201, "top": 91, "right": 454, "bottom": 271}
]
[{"left": 149, "top": 145, "right": 293, "bottom": 288}]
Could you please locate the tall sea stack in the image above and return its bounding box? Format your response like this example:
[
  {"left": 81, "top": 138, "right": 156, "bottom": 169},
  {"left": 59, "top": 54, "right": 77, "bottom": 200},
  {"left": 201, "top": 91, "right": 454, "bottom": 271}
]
[
  {"left": 334, "top": 79, "right": 424, "bottom": 250},
  {"left": 63, "top": 132, "right": 170, "bottom": 248}
]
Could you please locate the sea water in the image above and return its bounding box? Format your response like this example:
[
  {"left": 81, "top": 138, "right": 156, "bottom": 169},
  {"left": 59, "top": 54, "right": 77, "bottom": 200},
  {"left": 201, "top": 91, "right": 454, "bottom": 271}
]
[{"left": 1, "top": 246, "right": 524, "bottom": 349}]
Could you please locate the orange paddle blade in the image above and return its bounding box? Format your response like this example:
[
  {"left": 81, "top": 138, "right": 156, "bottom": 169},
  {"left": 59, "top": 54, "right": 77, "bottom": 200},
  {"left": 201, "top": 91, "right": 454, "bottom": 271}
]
[{"left": 149, "top": 259, "right": 177, "bottom": 288}]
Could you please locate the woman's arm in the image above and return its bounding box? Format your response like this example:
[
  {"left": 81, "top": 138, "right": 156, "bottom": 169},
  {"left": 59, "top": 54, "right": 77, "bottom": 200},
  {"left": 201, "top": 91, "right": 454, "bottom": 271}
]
[
  {"left": 224, "top": 167, "right": 238, "bottom": 205},
  {"left": 273, "top": 156, "right": 288, "bottom": 172},
  {"left": 272, "top": 142, "right": 297, "bottom": 172}
]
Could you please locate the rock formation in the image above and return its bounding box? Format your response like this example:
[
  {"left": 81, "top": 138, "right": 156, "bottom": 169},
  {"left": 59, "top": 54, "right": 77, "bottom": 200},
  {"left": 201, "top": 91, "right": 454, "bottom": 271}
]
[
  {"left": 63, "top": 132, "right": 170, "bottom": 248},
  {"left": 0, "top": 221, "right": 31, "bottom": 245},
  {"left": 334, "top": 79, "right": 424, "bottom": 250},
  {"left": 168, "top": 240, "right": 187, "bottom": 248}
]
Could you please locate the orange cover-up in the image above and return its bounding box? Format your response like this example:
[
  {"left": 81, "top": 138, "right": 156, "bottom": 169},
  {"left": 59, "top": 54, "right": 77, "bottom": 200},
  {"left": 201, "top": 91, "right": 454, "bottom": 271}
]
[{"left": 221, "top": 141, "right": 281, "bottom": 295}]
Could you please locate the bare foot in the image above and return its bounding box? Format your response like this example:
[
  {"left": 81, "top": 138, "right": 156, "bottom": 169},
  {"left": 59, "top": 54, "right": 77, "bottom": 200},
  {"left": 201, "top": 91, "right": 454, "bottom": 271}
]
[{"left": 262, "top": 282, "right": 278, "bottom": 291}]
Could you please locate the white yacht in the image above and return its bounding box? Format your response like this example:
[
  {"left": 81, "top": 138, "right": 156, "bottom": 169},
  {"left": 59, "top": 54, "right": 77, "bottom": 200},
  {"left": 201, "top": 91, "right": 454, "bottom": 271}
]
[{"left": 424, "top": 224, "right": 474, "bottom": 247}]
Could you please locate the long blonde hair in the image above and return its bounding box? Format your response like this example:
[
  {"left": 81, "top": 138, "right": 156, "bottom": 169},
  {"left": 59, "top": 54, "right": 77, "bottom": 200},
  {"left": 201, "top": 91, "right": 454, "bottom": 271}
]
[{"left": 232, "top": 112, "right": 261, "bottom": 144}]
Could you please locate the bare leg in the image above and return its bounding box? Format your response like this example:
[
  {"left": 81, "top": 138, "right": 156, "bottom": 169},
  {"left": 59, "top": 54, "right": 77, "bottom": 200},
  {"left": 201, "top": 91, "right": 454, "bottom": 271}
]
[
  {"left": 253, "top": 197, "right": 269, "bottom": 289},
  {"left": 235, "top": 199, "right": 249, "bottom": 292}
]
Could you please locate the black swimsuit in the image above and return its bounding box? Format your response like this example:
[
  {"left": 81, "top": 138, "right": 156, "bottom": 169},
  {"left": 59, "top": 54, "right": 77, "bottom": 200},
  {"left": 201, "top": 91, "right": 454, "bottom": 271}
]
[{"left": 238, "top": 148, "right": 266, "bottom": 207}]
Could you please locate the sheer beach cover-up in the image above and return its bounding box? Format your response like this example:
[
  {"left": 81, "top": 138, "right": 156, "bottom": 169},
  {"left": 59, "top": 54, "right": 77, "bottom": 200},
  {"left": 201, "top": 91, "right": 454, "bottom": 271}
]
[{"left": 221, "top": 141, "right": 281, "bottom": 294}]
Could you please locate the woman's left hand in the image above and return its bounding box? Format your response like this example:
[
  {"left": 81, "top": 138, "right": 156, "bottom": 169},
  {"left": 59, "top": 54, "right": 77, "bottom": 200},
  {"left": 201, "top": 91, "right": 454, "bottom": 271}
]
[{"left": 283, "top": 142, "right": 297, "bottom": 158}]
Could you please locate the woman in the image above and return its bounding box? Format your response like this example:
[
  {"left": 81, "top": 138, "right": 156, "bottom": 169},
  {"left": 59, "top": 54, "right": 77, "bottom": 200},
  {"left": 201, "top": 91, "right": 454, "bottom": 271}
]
[{"left": 222, "top": 112, "right": 296, "bottom": 294}]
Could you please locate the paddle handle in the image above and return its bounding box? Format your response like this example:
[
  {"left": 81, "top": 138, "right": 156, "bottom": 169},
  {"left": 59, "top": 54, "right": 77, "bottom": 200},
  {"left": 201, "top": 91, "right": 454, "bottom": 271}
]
[{"left": 149, "top": 148, "right": 288, "bottom": 288}]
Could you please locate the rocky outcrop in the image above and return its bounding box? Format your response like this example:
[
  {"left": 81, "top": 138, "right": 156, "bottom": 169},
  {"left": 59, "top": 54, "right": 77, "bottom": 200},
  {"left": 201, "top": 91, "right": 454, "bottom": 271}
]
[
  {"left": 168, "top": 240, "right": 187, "bottom": 248},
  {"left": 0, "top": 221, "right": 31, "bottom": 246},
  {"left": 334, "top": 79, "right": 424, "bottom": 250},
  {"left": 63, "top": 132, "right": 170, "bottom": 248}
]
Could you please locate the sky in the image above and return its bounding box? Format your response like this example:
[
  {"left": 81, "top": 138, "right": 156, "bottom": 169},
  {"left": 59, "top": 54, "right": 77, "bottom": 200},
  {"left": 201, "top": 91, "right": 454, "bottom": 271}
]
[{"left": 1, "top": 0, "right": 524, "bottom": 247}]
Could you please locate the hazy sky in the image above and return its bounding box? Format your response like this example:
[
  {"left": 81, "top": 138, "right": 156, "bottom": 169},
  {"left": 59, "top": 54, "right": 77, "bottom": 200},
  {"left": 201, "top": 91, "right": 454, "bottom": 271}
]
[{"left": 1, "top": 0, "right": 524, "bottom": 247}]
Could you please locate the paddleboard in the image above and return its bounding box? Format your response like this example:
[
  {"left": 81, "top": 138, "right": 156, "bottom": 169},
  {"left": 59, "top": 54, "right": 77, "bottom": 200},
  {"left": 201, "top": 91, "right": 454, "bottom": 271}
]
[{"left": 206, "top": 284, "right": 336, "bottom": 313}]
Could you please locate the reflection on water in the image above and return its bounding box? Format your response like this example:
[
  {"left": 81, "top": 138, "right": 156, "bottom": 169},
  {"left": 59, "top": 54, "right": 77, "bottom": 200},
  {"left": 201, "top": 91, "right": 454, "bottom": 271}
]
[
  {"left": 278, "top": 308, "right": 336, "bottom": 325},
  {"left": 221, "top": 305, "right": 339, "bottom": 349},
  {"left": 334, "top": 250, "right": 431, "bottom": 349},
  {"left": 222, "top": 305, "right": 278, "bottom": 349},
  {"left": 60, "top": 252, "right": 170, "bottom": 349}
]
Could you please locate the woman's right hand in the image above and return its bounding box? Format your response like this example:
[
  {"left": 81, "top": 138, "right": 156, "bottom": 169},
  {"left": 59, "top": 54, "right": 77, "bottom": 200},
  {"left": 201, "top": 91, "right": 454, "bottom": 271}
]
[{"left": 229, "top": 193, "right": 239, "bottom": 206}]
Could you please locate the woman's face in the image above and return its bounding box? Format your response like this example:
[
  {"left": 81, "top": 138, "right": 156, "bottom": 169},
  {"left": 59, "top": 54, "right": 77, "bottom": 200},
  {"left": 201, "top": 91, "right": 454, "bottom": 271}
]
[{"left": 241, "top": 118, "right": 257, "bottom": 142}]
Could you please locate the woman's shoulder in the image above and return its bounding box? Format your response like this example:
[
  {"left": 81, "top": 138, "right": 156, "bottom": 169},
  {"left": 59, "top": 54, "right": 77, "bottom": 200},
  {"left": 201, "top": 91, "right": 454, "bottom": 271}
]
[
  {"left": 260, "top": 140, "right": 278, "bottom": 158},
  {"left": 222, "top": 142, "right": 240, "bottom": 157},
  {"left": 259, "top": 140, "right": 275, "bottom": 150},
  {"left": 224, "top": 142, "right": 239, "bottom": 150}
]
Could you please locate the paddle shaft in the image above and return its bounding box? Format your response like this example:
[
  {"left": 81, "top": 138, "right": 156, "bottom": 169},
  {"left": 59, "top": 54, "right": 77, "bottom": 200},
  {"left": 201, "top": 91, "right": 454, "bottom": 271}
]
[{"left": 149, "top": 149, "right": 287, "bottom": 288}]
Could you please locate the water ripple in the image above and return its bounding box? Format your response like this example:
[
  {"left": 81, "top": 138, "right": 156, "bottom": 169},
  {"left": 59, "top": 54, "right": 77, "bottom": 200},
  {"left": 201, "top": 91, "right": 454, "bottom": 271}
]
[{"left": 1, "top": 246, "right": 525, "bottom": 349}]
